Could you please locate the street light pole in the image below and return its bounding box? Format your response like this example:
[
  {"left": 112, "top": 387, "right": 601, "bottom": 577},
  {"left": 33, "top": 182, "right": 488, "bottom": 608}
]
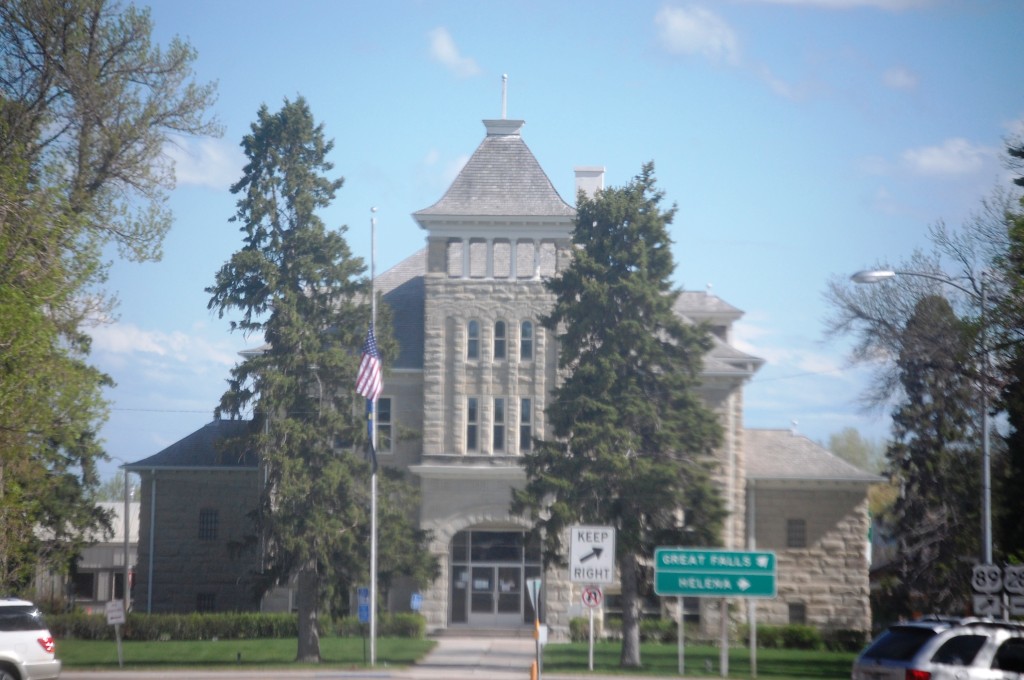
[{"left": 851, "top": 268, "right": 993, "bottom": 565}]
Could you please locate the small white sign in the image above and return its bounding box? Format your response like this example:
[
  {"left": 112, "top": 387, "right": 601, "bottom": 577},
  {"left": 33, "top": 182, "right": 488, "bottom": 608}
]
[
  {"left": 569, "top": 525, "right": 615, "bottom": 584},
  {"left": 581, "top": 585, "right": 603, "bottom": 608},
  {"left": 1010, "top": 595, "right": 1024, "bottom": 617},
  {"left": 973, "top": 594, "right": 1002, "bottom": 618},
  {"left": 105, "top": 600, "right": 126, "bottom": 626},
  {"left": 1005, "top": 566, "right": 1024, "bottom": 595},
  {"left": 972, "top": 565, "right": 1003, "bottom": 594}
]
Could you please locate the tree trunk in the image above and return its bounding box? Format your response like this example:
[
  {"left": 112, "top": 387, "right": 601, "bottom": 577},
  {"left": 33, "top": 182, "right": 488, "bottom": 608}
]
[
  {"left": 619, "top": 553, "right": 642, "bottom": 668},
  {"left": 295, "top": 561, "right": 321, "bottom": 663}
]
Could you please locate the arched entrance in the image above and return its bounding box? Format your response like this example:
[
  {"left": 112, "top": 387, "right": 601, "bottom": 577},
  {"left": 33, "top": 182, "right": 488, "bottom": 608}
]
[{"left": 449, "top": 529, "right": 541, "bottom": 627}]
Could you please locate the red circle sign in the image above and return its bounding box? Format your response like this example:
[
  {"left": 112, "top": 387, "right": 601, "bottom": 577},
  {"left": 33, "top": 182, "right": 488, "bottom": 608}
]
[{"left": 581, "top": 585, "right": 603, "bottom": 608}]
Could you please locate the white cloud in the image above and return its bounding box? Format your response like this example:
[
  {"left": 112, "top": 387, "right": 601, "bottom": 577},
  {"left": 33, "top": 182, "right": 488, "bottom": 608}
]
[
  {"left": 655, "top": 5, "right": 740, "bottom": 65},
  {"left": 900, "top": 138, "right": 991, "bottom": 176},
  {"left": 881, "top": 66, "right": 918, "bottom": 91},
  {"left": 89, "top": 321, "right": 240, "bottom": 368},
  {"left": 164, "top": 136, "right": 244, "bottom": 191},
  {"left": 427, "top": 27, "right": 481, "bottom": 78}
]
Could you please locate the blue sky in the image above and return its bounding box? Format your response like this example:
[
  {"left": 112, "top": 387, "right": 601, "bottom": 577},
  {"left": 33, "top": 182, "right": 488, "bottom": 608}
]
[{"left": 90, "top": 0, "right": 1024, "bottom": 479}]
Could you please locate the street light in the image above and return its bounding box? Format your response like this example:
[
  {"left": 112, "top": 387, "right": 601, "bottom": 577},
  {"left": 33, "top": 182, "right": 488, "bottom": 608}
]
[{"left": 851, "top": 269, "right": 992, "bottom": 565}]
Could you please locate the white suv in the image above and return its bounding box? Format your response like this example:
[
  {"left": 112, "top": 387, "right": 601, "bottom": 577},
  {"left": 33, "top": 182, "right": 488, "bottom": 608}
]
[
  {"left": 852, "top": 616, "right": 1024, "bottom": 680},
  {"left": 0, "top": 599, "right": 61, "bottom": 680}
]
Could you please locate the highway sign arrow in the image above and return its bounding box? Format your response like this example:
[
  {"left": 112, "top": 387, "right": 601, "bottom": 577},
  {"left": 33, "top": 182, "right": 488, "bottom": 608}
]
[{"left": 580, "top": 547, "right": 603, "bottom": 563}]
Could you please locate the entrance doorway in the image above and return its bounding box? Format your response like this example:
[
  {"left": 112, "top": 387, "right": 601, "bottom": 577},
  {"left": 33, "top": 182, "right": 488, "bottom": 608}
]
[{"left": 449, "top": 530, "right": 541, "bottom": 627}]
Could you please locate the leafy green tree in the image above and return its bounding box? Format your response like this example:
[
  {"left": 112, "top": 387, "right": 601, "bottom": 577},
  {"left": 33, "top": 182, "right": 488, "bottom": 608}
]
[
  {"left": 827, "top": 427, "right": 885, "bottom": 473},
  {"left": 0, "top": 0, "right": 217, "bottom": 592},
  {"left": 882, "top": 295, "right": 980, "bottom": 615},
  {"left": 208, "top": 97, "right": 433, "bottom": 662},
  {"left": 513, "top": 163, "right": 724, "bottom": 668}
]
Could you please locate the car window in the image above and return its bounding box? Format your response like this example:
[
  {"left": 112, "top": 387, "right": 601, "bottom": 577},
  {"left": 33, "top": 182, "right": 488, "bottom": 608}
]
[
  {"left": 861, "top": 626, "right": 940, "bottom": 662},
  {"left": 993, "top": 638, "right": 1024, "bottom": 673},
  {"left": 0, "top": 605, "right": 46, "bottom": 631},
  {"left": 931, "top": 634, "right": 987, "bottom": 666}
]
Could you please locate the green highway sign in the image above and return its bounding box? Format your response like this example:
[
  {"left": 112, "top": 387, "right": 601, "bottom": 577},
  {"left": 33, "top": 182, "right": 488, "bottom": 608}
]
[{"left": 654, "top": 548, "right": 777, "bottom": 598}]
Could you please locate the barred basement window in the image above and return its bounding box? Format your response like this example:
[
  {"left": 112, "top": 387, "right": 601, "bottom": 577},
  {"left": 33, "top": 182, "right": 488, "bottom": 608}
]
[
  {"left": 788, "top": 602, "right": 807, "bottom": 625},
  {"left": 199, "top": 508, "right": 219, "bottom": 540},
  {"left": 197, "top": 593, "right": 216, "bottom": 612},
  {"left": 786, "top": 518, "right": 807, "bottom": 548}
]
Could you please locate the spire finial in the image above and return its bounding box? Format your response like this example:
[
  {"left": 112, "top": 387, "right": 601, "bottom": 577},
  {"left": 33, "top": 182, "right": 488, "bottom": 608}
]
[{"left": 501, "top": 74, "right": 508, "bottom": 119}]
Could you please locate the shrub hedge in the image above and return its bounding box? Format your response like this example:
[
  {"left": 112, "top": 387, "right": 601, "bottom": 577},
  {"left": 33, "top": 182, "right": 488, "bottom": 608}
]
[{"left": 47, "top": 611, "right": 425, "bottom": 641}]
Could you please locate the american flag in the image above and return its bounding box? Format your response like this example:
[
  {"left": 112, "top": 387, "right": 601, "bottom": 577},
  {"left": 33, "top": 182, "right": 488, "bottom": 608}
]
[{"left": 356, "top": 324, "right": 382, "bottom": 401}]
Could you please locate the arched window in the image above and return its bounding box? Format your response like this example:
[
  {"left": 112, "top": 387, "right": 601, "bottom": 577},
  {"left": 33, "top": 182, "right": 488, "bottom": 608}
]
[
  {"left": 494, "top": 321, "right": 506, "bottom": 360},
  {"left": 520, "top": 321, "right": 533, "bottom": 361},
  {"left": 467, "top": 320, "right": 480, "bottom": 360}
]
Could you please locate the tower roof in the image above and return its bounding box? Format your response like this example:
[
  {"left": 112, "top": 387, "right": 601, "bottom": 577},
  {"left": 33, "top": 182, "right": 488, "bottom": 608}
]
[{"left": 414, "top": 119, "right": 574, "bottom": 224}]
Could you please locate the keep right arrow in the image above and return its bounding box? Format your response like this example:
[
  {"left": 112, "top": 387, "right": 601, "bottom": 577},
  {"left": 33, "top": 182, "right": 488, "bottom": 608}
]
[{"left": 580, "top": 547, "right": 603, "bottom": 563}]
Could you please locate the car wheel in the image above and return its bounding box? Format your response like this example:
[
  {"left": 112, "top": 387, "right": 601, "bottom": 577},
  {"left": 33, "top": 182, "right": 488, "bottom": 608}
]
[{"left": 0, "top": 669, "right": 17, "bottom": 680}]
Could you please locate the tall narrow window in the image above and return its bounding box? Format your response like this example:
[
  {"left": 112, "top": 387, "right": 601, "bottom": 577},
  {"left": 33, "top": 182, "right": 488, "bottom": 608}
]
[
  {"left": 520, "top": 321, "right": 533, "bottom": 361},
  {"left": 519, "top": 398, "right": 532, "bottom": 452},
  {"left": 493, "top": 398, "right": 505, "bottom": 452},
  {"left": 467, "top": 320, "right": 480, "bottom": 360},
  {"left": 377, "top": 397, "right": 392, "bottom": 453},
  {"left": 787, "top": 518, "right": 807, "bottom": 548},
  {"left": 198, "top": 509, "right": 219, "bottom": 540},
  {"left": 466, "top": 397, "right": 479, "bottom": 452},
  {"left": 494, "top": 321, "right": 506, "bottom": 360}
]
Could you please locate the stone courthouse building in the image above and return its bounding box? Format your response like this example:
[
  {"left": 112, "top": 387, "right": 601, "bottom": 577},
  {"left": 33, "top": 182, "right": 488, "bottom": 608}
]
[{"left": 127, "top": 115, "right": 880, "bottom": 636}]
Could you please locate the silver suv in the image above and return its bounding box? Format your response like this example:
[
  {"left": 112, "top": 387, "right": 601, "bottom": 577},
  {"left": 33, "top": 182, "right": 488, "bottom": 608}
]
[
  {"left": 0, "top": 599, "right": 61, "bottom": 680},
  {"left": 852, "top": 616, "right": 1024, "bottom": 680}
]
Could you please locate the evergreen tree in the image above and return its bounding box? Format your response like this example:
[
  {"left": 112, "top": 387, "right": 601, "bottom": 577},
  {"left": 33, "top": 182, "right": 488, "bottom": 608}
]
[
  {"left": 513, "top": 163, "right": 724, "bottom": 668},
  {"left": 0, "top": 0, "right": 217, "bottom": 591},
  {"left": 994, "top": 194, "right": 1024, "bottom": 561},
  {"left": 883, "top": 295, "right": 980, "bottom": 615},
  {"left": 207, "top": 98, "right": 433, "bottom": 662}
]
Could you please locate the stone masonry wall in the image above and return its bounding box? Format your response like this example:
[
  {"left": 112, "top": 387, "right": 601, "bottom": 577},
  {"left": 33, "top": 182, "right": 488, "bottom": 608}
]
[{"left": 135, "top": 468, "right": 261, "bottom": 613}]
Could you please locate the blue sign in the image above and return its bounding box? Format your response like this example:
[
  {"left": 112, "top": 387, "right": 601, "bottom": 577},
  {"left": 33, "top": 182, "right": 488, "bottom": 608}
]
[
  {"left": 357, "top": 586, "right": 370, "bottom": 623},
  {"left": 410, "top": 592, "right": 423, "bottom": 612}
]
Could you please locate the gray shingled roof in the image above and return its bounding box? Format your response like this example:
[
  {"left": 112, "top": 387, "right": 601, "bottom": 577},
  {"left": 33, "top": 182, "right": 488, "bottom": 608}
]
[
  {"left": 376, "top": 249, "right": 426, "bottom": 369},
  {"left": 414, "top": 120, "right": 574, "bottom": 220},
  {"left": 126, "top": 419, "right": 257, "bottom": 470},
  {"left": 745, "top": 429, "right": 882, "bottom": 483},
  {"left": 674, "top": 291, "right": 744, "bottom": 325}
]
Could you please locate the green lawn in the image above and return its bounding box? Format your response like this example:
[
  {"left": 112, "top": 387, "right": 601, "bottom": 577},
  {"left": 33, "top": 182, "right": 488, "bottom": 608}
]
[
  {"left": 57, "top": 637, "right": 857, "bottom": 678},
  {"left": 57, "top": 637, "right": 435, "bottom": 669},
  {"left": 543, "top": 642, "right": 857, "bottom": 679}
]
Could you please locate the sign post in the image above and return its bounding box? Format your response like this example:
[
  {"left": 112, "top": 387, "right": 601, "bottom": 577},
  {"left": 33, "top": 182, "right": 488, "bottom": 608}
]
[
  {"left": 581, "top": 585, "right": 603, "bottom": 671},
  {"left": 105, "top": 600, "right": 126, "bottom": 668}
]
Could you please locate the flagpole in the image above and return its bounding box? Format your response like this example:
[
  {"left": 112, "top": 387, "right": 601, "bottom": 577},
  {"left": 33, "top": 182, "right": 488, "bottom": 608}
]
[{"left": 369, "top": 207, "right": 378, "bottom": 668}]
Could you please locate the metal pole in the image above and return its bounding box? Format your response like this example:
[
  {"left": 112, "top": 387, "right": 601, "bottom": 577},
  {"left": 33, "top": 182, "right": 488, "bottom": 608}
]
[
  {"left": 124, "top": 468, "right": 131, "bottom": 615},
  {"left": 369, "top": 207, "right": 378, "bottom": 667},
  {"left": 981, "top": 271, "right": 992, "bottom": 565}
]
